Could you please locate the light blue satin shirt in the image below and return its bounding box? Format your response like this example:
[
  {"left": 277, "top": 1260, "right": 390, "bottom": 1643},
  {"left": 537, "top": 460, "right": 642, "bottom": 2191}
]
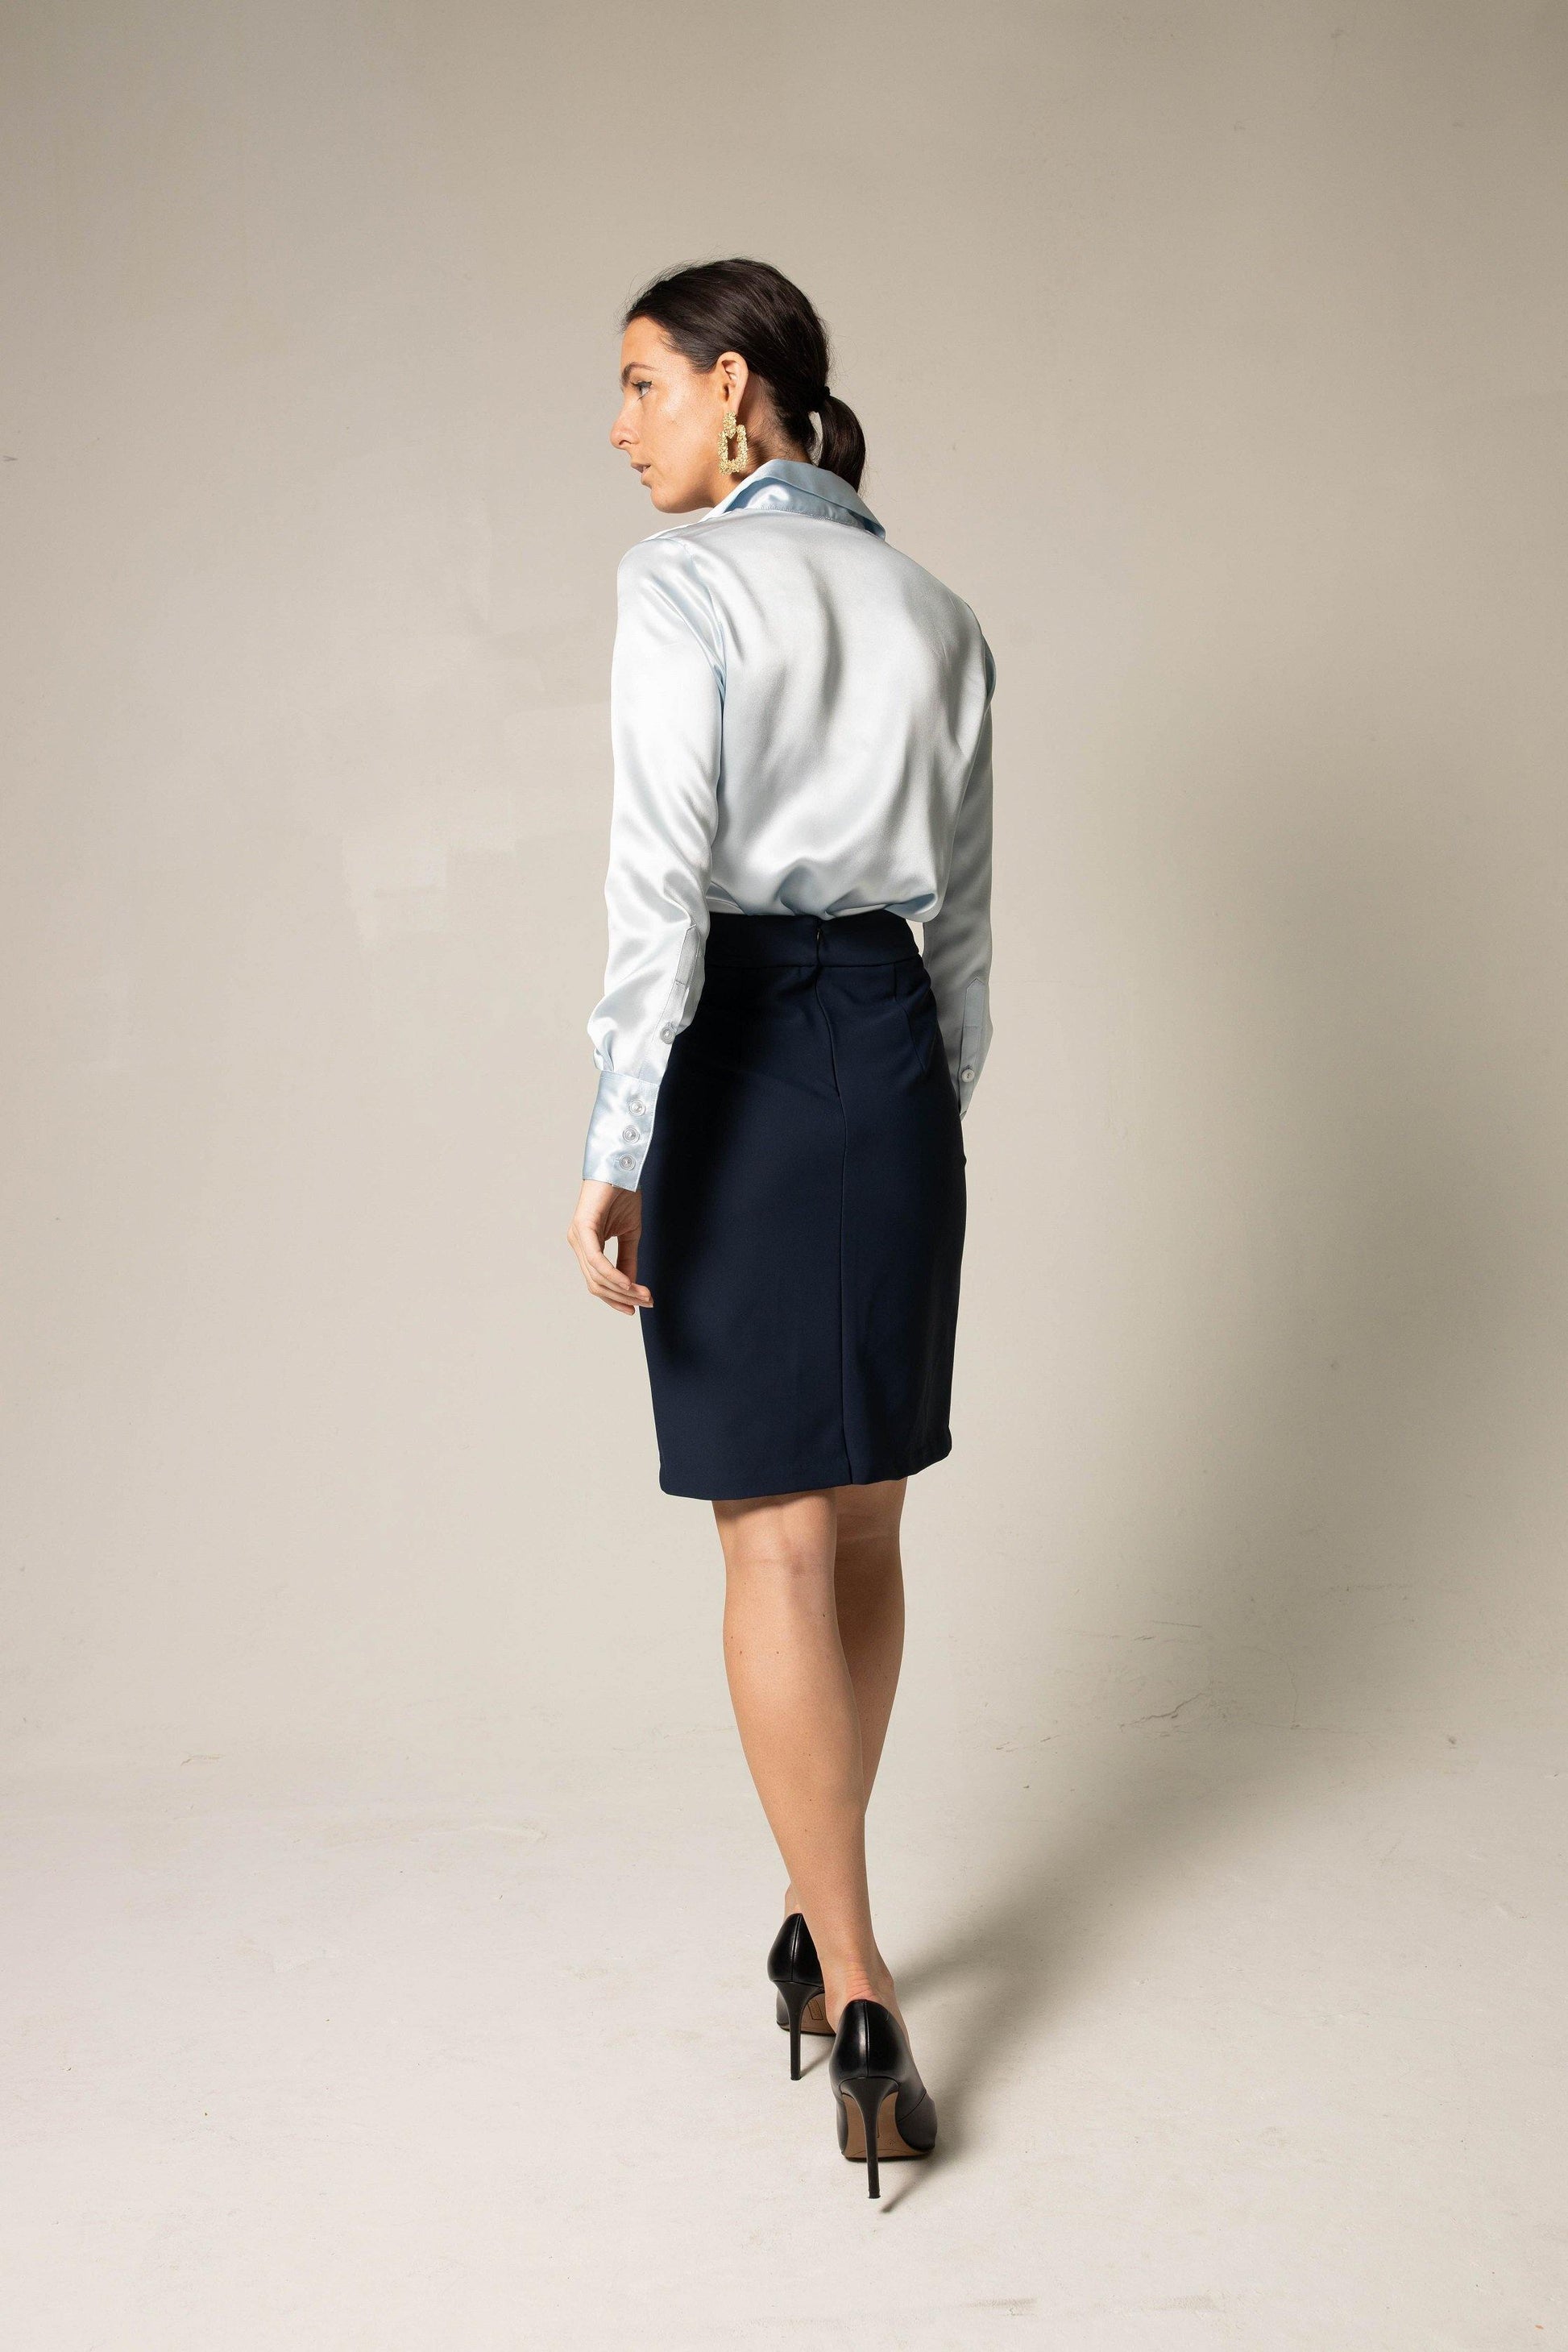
[{"left": 583, "top": 458, "right": 996, "bottom": 1190}]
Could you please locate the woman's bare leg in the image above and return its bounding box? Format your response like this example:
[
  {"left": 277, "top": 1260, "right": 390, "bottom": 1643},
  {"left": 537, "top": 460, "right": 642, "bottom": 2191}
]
[
  {"left": 712, "top": 1478, "right": 907, "bottom": 2029},
  {"left": 780, "top": 1475, "right": 906, "bottom": 1907}
]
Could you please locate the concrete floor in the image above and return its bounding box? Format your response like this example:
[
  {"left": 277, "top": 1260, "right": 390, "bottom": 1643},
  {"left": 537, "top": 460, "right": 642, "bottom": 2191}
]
[{"left": 3, "top": 1720, "right": 1560, "bottom": 2350}]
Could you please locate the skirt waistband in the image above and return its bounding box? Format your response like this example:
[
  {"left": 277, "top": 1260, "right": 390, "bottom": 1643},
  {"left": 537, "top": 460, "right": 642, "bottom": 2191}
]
[{"left": 703, "top": 909, "right": 919, "bottom": 968}]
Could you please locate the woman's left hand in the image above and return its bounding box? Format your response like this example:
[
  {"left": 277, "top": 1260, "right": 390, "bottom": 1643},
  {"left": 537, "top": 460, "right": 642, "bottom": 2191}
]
[{"left": 567, "top": 1179, "right": 653, "bottom": 1315}]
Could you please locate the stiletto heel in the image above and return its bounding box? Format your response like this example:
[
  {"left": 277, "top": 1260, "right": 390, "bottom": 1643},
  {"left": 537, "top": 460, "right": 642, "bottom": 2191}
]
[
  {"left": 828, "top": 1998, "right": 937, "bottom": 2199},
  {"left": 765, "top": 1912, "right": 830, "bottom": 2079},
  {"left": 839, "top": 2072, "right": 897, "bottom": 2199},
  {"left": 775, "top": 1975, "right": 816, "bottom": 2083}
]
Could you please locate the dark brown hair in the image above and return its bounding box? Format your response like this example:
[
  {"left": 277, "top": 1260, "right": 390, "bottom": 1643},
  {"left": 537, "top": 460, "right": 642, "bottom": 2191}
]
[{"left": 621, "top": 257, "right": 867, "bottom": 492}]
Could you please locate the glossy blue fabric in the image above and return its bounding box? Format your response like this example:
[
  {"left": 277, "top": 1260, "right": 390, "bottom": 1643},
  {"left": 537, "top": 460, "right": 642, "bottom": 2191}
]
[{"left": 583, "top": 459, "right": 995, "bottom": 1189}]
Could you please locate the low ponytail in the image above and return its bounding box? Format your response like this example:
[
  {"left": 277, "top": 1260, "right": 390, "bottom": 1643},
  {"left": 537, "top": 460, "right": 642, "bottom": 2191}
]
[
  {"left": 623, "top": 257, "right": 869, "bottom": 493},
  {"left": 813, "top": 390, "right": 866, "bottom": 492}
]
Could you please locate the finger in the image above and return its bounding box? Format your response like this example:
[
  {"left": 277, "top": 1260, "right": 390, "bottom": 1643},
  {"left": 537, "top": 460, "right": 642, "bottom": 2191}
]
[
  {"left": 585, "top": 1267, "right": 643, "bottom": 1315},
  {"left": 588, "top": 1230, "right": 651, "bottom": 1305},
  {"left": 572, "top": 1230, "right": 651, "bottom": 1308}
]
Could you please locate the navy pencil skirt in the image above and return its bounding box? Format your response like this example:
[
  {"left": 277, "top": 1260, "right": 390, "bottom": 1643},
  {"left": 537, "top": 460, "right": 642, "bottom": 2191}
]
[{"left": 634, "top": 908, "right": 968, "bottom": 1501}]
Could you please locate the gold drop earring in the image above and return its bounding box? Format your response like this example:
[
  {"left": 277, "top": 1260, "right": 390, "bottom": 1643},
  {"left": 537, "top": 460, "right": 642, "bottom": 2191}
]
[{"left": 718, "top": 409, "right": 749, "bottom": 475}]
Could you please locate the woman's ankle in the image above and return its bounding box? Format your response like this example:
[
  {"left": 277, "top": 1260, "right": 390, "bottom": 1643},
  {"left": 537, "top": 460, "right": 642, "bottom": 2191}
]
[
  {"left": 825, "top": 1960, "right": 901, "bottom": 2031},
  {"left": 778, "top": 1890, "right": 902, "bottom": 2026}
]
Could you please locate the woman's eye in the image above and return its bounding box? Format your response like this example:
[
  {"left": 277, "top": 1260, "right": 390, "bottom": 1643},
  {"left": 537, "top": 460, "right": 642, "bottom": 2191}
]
[{"left": 633, "top": 379, "right": 651, "bottom": 396}]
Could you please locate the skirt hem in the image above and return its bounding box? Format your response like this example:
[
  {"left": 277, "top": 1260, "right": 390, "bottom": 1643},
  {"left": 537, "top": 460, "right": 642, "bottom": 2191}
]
[{"left": 657, "top": 1429, "right": 953, "bottom": 1504}]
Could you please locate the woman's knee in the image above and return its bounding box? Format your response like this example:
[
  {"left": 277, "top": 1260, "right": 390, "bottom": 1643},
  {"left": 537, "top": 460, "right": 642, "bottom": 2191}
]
[
  {"left": 714, "top": 1490, "right": 837, "bottom": 1591},
  {"left": 832, "top": 1477, "right": 906, "bottom": 1562}
]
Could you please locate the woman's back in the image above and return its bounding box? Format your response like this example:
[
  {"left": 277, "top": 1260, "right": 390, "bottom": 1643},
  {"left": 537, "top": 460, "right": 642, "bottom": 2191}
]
[
  {"left": 588, "top": 458, "right": 995, "bottom": 1189},
  {"left": 617, "top": 462, "right": 993, "bottom": 922}
]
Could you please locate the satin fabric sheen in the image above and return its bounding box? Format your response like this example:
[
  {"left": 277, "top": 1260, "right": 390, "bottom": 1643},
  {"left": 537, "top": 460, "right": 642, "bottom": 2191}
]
[{"left": 583, "top": 458, "right": 995, "bottom": 1190}]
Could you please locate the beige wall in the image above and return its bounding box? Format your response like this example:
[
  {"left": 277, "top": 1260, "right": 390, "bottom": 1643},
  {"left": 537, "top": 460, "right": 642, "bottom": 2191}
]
[{"left": 2, "top": 0, "right": 1564, "bottom": 1794}]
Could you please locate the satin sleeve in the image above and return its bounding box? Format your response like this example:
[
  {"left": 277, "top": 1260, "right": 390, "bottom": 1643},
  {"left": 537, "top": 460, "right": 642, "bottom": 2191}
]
[
  {"left": 919, "top": 633, "right": 994, "bottom": 1118},
  {"left": 582, "top": 541, "right": 724, "bottom": 1190}
]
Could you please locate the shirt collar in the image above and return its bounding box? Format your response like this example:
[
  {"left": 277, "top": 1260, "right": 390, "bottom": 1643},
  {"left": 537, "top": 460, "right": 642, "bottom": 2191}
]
[{"left": 694, "top": 458, "right": 886, "bottom": 539}]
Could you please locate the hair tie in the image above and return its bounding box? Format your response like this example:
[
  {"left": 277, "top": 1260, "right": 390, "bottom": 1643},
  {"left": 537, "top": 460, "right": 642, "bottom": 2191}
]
[{"left": 816, "top": 386, "right": 832, "bottom": 410}]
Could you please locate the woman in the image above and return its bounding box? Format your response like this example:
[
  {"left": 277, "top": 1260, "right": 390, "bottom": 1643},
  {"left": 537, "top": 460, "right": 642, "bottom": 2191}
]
[{"left": 566, "top": 258, "right": 994, "bottom": 2197}]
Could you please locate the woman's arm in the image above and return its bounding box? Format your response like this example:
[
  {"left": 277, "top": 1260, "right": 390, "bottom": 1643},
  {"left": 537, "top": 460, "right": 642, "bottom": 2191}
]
[
  {"left": 919, "top": 633, "right": 994, "bottom": 1115},
  {"left": 581, "top": 537, "right": 724, "bottom": 1190}
]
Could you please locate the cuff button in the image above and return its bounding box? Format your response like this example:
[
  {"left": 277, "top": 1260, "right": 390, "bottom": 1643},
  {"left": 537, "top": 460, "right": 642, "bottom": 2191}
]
[
  {"left": 616, "top": 1154, "right": 635, "bottom": 1170},
  {"left": 659, "top": 1024, "right": 674, "bottom": 1041},
  {"left": 960, "top": 1064, "right": 975, "bottom": 1081}
]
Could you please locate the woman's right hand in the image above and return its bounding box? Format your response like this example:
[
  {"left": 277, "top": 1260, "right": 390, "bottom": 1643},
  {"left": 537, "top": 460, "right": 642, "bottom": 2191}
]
[{"left": 566, "top": 1178, "right": 653, "bottom": 1316}]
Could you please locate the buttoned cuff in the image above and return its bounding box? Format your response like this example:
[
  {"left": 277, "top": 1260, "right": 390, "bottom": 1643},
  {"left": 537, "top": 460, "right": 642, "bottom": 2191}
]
[
  {"left": 583, "top": 1068, "right": 662, "bottom": 1191},
  {"left": 952, "top": 977, "right": 989, "bottom": 1118}
]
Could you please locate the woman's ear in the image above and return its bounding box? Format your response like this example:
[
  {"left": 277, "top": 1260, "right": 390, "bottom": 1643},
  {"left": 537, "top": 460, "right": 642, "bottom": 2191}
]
[{"left": 715, "top": 351, "right": 750, "bottom": 411}]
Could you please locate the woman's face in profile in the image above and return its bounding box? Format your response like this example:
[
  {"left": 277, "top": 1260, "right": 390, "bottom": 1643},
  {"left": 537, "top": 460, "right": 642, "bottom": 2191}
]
[{"left": 610, "top": 317, "right": 735, "bottom": 513}]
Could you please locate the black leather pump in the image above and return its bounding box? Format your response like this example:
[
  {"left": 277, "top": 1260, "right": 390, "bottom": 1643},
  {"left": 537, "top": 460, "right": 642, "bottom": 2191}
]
[
  {"left": 828, "top": 1998, "right": 938, "bottom": 2198},
  {"left": 765, "top": 1912, "right": 832, "bottom": 2079}
]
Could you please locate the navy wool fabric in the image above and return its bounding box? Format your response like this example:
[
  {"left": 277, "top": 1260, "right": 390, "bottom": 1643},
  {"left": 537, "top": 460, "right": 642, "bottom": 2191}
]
[{"left": 635, "top": 909, "right": 967, "bottom": 1501}]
